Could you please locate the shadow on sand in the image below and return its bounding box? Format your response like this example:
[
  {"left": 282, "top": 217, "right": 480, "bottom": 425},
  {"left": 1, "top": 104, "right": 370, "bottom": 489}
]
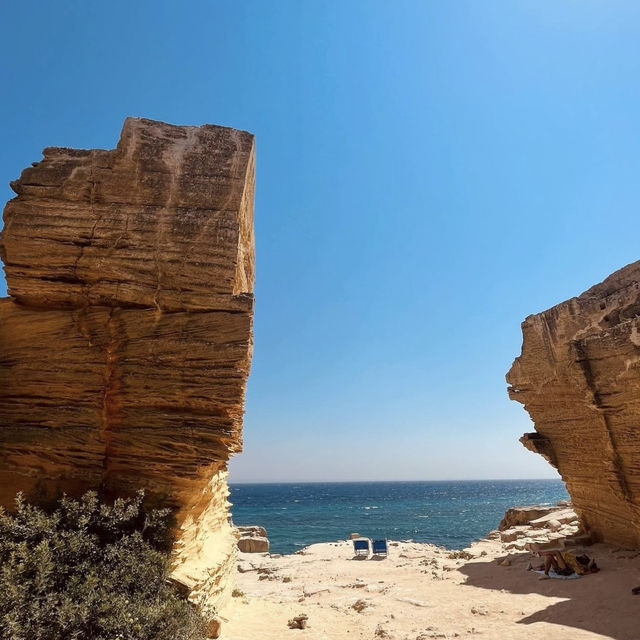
[{"left": 458, "top": 545, "right": 640, "bottom": 640}]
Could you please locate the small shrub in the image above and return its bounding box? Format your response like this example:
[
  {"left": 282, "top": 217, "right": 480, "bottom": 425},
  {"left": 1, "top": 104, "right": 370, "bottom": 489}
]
[
  {"left": 447, "top": 550, "right": 473, "bottom": 560},
  {"left": 0, "top": 490, "right": 207, "bottom": 640}
]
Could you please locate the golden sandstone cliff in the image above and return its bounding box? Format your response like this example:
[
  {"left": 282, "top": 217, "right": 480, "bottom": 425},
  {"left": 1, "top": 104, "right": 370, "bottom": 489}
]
[
  {"left": 0, "top": 118, "right": 255, "bottom": 620},
  {"left": 507, "top": 262, "right": 640, "bottom": 548}
]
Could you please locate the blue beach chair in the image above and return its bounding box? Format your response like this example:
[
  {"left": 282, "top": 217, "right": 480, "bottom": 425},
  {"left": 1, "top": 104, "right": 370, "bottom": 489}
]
[
  {"left": 352, "top": 538, "right": 370, "bottom": 557},
  {"left": 372, "top": 539, "right": 388, "bottom": 557}
]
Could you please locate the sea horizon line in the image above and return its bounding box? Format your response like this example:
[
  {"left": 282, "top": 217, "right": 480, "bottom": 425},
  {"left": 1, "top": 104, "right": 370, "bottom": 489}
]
[{"left": 229, "top": 477, "right": 564, "bottom": 486}]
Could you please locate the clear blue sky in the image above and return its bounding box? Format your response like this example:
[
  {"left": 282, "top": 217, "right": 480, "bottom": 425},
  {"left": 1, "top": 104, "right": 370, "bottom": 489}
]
[{"left": 1, "top": 1, "right": 639, "bottom": 481}]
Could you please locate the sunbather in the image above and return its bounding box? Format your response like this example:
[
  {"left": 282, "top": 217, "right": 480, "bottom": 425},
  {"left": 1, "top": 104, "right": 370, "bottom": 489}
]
[
  {"left": 528, "top": 550, "right": 597, "bottom": 577},
  {"left": 539, "top": 550, "right": 572, "bottom": 576}
]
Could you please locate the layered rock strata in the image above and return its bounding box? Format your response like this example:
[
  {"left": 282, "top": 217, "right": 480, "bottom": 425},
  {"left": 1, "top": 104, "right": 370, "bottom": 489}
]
[
  {"left": 507, "top": 261, "right": 640, "bottom": 548},
  {"left": 0, "top": 118, "right": 255, "bottom": 615},
  {"left": 493, "top": 504, "right": 582, "bottom": 551}
]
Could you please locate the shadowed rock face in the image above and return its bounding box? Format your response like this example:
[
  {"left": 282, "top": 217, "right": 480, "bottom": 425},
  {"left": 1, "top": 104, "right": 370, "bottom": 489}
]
[
  {"left": 0, "top": 117, "right": 255, "bottom": 612},
  {"left": 507, "top": 261, "right": 640, "bottom": 548}
]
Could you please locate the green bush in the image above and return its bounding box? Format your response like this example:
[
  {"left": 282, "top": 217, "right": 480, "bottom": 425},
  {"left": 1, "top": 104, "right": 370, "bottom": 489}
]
[{"left": 0, "top": 491, "right": 207, "bottom": 640}]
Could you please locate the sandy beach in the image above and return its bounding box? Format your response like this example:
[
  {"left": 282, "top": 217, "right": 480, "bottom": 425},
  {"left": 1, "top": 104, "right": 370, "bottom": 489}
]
[{"left": 220, "top": 538, "right": 640, "bottom": 640}]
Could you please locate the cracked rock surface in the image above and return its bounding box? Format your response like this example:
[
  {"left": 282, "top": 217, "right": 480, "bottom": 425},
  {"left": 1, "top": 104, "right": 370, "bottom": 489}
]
[
  {"left": 507, "top": 261, "right": 640, "bottom": 548},
  {"left": 0, "top": 117, "right": 255, "bottom": 613}
]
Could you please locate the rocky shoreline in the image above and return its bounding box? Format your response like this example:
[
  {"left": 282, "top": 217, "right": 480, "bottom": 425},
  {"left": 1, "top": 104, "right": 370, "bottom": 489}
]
[{"left": 234, "top": 501, "right": 584, "bottom": 560}]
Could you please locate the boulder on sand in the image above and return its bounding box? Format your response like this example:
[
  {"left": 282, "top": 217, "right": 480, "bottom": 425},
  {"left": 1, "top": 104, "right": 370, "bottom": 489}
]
[
  {"left": 236, "top": 525, "right": 270, "bottom": 553},
  {"left": 238, "top": 536, "right": 270, "bottom": 553}
]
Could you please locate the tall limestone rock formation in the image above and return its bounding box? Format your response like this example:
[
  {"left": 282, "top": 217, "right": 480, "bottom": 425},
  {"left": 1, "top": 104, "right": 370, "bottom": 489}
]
[
  {"left": 507, "top": 261, "right": 640, "bottom": 548},
  {"left": 0, "top": 117, "right": 255, "bottom": 618}
]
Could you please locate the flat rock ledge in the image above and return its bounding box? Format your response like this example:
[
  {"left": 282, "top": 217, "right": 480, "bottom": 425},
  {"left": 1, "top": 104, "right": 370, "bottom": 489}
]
[{"left": 489, "top": 502, "right": 585, "bottom": 552}]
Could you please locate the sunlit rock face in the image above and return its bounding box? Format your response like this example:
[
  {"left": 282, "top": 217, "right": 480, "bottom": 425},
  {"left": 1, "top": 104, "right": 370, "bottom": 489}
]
[
  {"left": 507, "top": 261, "right": 640, "bottom": 548},
  {"left": 0, "top": 117, "right": 255, "bottom": 613}
]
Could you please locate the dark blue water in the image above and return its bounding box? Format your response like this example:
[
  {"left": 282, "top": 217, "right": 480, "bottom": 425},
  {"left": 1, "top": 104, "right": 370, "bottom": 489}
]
[{"left": 230, "top": 479, "right": 569, "bottom": 555}]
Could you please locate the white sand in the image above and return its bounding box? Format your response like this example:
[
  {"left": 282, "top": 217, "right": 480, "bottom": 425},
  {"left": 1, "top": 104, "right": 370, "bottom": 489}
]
[{"left": 220, "top": 538, "right": 640, "bottom": 640}]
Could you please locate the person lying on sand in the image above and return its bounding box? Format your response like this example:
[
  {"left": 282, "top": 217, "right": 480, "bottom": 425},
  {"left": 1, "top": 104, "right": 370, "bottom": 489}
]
[
  {"left": 527, "top": 551, "right": 598, "bottom": 578},
  {"left": 537, "top": 551, "right": 573, "bottom": 577}
]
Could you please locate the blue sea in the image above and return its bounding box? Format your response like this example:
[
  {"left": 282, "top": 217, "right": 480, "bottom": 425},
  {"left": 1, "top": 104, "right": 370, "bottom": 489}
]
[{"left": 230, "top": 479, "right": 569, "bottom": 555}]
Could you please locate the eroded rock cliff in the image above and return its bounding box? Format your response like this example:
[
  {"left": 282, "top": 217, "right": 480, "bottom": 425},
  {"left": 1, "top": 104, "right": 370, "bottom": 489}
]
[
  {"left": 507, "top": 261, "right": 640, "bottom": 548},
  {"left": 0, "top": 117, "right": 255, "bottom": 618}
]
